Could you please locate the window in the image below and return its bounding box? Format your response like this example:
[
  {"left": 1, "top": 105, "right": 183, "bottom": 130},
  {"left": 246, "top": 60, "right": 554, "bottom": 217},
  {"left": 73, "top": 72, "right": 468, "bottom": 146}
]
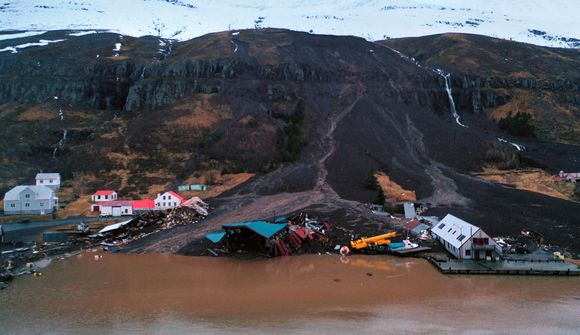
[
  {"left": 25, "top": 203, "right": 30, "bottom": 207},
  {"left": 448, "top": 228, "right": 452, "bottom": 233},
  {"left": 465, "top": 249, "right": 471, "bottom": 256},
  {"left": 39, "top": 180, "right": 43, "bottom": 183},
  {"left": 457, "top": 234, "right": 466, "bottom": 242},
  {"left": 40, "top": 202, "right": 44, "bottom": 207},
  {"left": 98, "top": 195, "right": 101, "bottom": 200},
  {"left": 163, "top": 196, "right": 166, "bottom": 200},
  {"left": 173, "top": 202, "right": 176, "bottom": 207},
  {"left": 438, "top": 223, "right": 446, "bottom": 229},
  {"left": 162, "top": 202, "right": 166, "bottom": 206},
  {"left": 25, "top": 194, "right": 31, "bottom": 198},
  {"left": 10, "top": 203, "right": 15, "bottom": 208}
]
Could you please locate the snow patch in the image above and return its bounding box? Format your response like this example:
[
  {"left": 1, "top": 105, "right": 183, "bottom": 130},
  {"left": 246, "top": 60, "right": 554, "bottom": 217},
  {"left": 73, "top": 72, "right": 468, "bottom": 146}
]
[
  {"left": 0, "top": 31, "right": 47, "bottom": 41},
  {"left": 0, "top": 39, "right": 66, "bottom": 53},
  {"left": 68, "top": 30, "right": 98, "bottom": 36}
]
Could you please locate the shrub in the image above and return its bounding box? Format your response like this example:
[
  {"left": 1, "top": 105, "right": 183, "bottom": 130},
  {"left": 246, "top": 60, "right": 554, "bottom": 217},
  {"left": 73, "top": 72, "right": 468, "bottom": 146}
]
[
  {"left": 275, "top": 100, "right": 307, "bottom": 162},
  {"left": 498, "top": 112, "right": 535, "bottom": 137}
]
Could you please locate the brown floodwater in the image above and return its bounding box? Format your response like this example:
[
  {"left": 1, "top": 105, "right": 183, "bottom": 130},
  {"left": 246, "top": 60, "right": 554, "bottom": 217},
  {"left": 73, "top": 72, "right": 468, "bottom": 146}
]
[{"left": 1, "top": 251, "right": 579, "bottom": 334}]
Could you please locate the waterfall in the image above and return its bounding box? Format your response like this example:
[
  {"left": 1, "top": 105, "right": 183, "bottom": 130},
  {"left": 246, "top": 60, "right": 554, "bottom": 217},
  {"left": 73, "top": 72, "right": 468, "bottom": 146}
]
[
  {"left": 52, "top": 129, "right": 67, "bottom": 158},
  {"left": 497, "top": 138, "right": 525, "bottom": 151},
  {"left": 440, "top": 72, "right": 467, "bottom": 128}
]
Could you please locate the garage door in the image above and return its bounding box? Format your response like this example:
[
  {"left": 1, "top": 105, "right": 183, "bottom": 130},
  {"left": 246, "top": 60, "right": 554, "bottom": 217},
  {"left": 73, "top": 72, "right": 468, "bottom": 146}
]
[{"left": 112, "top": 206, "right": 122, "bottom": 216}]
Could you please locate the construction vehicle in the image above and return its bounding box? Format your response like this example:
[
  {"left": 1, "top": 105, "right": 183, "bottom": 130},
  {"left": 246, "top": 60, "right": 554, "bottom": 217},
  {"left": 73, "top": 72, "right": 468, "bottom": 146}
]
[{"left": 350, "top": 232, "right": 397, "bottom": 251}]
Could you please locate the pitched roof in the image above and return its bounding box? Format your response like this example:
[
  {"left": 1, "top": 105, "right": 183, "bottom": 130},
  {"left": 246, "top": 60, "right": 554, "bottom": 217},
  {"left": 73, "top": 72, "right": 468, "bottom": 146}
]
[
  {"left": 4, "top": 185, "right": 55, "bottom": 201},
  {"left": 432, "top": 214, "right": 479, "bottom": 249},
  {"left": 35, "top": 173, "right": 60, "bottom": 180},
  {"left": 205, "top": 230, "right": 226, "bottom": 243},
  {"left": 223, "top": 221, "right": 287, "bottom": 239},
  {"left": 94, "top": 190, "right": 116, "bottom": 196},
  {"left": 131, "top": 199, "right": 155, "bottom": 209}
]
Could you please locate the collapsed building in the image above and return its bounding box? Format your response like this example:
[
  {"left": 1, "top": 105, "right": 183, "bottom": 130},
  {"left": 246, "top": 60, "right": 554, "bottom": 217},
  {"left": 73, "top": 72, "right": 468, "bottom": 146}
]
[{"left": 205, "top": 214, "right": 332, "bottom": 257}]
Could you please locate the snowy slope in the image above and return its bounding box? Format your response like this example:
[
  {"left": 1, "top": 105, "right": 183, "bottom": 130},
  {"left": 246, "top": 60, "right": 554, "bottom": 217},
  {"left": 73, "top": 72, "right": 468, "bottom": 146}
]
[{"left": 0, "top": 0, "right": 579, "bottom": 47}]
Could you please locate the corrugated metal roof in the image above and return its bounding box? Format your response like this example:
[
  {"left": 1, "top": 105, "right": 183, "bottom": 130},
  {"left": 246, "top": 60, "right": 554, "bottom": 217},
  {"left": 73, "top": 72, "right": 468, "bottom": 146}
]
[
  {"left": 3, "top": 185, "right": 55, "bottom": 201},
  {"left": 99, "top": 220, "right": 131, "bottom": 234},
  {"left": 205, "top": 230, "right": 226, "bottom": 243},
  {"left": 223, "top": 221, "right": 287, "bottom": 238},
  {"left": 432, "top": 214, "right": 479, "bottom": 249}
]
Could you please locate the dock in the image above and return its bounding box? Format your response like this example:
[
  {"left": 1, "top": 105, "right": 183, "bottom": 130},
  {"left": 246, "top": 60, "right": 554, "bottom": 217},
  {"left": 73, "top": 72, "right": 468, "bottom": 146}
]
[
  {"left": 393, "top": 246, "right": 431, "bottom": 255},
  {"left": 425, "top": 257, "right": 580, "bottom": 276}
]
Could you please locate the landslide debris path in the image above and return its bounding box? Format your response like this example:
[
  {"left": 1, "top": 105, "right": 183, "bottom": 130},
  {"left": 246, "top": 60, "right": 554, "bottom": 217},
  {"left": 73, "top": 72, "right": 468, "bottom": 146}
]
[{"left": 125, "top": 88, "right": 380, "bottom": 254}]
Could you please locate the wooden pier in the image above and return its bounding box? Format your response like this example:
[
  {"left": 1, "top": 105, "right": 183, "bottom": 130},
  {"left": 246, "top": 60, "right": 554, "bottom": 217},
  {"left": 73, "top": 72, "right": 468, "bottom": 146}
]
[
  {"left": 425, "top": 256, "right": 580, "bottom": 276},
  {"left": 393, "top": 246, "right": 431, "bottom": 256}
]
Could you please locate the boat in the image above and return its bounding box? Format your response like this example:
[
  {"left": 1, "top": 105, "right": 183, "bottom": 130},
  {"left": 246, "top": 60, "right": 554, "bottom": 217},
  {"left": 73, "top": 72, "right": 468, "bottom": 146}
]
[{"left": 389, "top": 239, "right": 420, "bottom": 252}]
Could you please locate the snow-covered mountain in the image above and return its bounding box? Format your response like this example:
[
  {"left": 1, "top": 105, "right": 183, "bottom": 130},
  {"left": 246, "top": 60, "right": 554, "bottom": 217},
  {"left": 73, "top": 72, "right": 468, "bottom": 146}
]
[{"left": 0, "top": 0, "right": 579, "bottom": 47}]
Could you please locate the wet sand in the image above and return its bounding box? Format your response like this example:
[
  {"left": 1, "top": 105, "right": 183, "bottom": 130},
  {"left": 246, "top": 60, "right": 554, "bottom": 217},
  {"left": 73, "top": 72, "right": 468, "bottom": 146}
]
[{"left": 1, "top": 252, "right": 579, "bottom": 334}]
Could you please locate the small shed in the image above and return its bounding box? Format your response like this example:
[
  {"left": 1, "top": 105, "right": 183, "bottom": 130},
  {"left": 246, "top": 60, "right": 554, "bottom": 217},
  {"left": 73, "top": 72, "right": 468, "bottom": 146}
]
[
  {"left": 35, "top": 173, "right": 61, "bottom": 190},
  {"left": 91, "top": 190, "right": 118, "bottom": 203}
]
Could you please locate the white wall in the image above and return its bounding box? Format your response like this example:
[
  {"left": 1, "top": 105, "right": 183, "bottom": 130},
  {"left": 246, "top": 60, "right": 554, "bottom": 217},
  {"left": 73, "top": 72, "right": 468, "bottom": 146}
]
[
  {"left": 99, "top": 205, "right": 133, "bottom": 216},
  {"left": 91, "top": 193, "right": 118, "bottom": 202},
  {"left": 155, "top": 192, "right": 181, "bottom": 209}
]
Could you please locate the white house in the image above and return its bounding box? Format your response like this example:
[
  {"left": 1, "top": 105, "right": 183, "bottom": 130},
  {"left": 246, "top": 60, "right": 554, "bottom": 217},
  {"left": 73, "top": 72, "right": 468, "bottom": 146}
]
[
  {"left": 97, "top": 200, "right": 134, "bottom": 217},
  {"left": 3, "top": 185, "right": 58, "bottom": 215},
  {"left": 432, "top": 214, "right": 502, "bottom": 260},
  {"left": 35, "top": 173, "right": 61, "bottom": 190},
  {"left": 155, "top": 191, "right": 184, "bottom": 210},
  {"left": 91, "top": 190, "right": 118, "bottom": 202}
]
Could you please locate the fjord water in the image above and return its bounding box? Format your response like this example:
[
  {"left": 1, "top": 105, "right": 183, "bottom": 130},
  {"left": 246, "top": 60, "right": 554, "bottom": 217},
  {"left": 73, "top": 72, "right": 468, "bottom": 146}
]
[{"left": 0, "top": 252, "right": 578, "bottom": 334}]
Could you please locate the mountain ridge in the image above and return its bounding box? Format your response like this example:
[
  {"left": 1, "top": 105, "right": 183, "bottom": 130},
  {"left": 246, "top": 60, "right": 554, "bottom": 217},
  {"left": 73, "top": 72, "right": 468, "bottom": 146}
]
[{"left": 1, "top": 0, "right": 579, "bottom": 48}]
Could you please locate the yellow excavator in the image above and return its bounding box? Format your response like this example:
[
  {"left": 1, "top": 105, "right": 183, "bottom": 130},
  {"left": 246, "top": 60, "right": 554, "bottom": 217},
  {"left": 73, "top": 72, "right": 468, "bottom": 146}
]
[{"left": 350, "top": 232, "right": 397, "bottom": 251}]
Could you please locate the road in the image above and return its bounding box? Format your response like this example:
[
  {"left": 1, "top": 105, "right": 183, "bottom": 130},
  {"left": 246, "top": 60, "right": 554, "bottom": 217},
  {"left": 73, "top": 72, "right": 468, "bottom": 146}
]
[{"left": 0, "top": 216, "right": 120, "bottom": 243}]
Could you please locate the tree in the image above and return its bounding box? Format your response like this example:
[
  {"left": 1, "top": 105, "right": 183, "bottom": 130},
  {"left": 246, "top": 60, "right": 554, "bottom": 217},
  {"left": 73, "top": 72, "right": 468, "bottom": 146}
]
[{"left": 498, "top": 112, "right": 536, "bottom": 137}]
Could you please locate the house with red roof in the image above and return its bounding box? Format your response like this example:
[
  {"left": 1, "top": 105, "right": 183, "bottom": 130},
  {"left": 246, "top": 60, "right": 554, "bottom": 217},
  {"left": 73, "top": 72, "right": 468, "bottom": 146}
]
[
  {"left": 155, "top": 191, "right": 184, "bottom": 210},
  {"left": 91, "top": 190, "right": 118, "bottom": 202}
]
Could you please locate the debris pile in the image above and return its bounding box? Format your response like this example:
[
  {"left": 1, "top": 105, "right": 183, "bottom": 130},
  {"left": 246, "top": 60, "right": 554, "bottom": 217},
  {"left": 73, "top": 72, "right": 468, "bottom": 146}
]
[
  {"left": 99, "top": 204, "right": 209, "bottom": 247},
  {"left": 205, "top": 213, "right": 332, "bottom": 257},
  {"left": 494, "top": 228, "right": 549, "bottom": 254}
]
